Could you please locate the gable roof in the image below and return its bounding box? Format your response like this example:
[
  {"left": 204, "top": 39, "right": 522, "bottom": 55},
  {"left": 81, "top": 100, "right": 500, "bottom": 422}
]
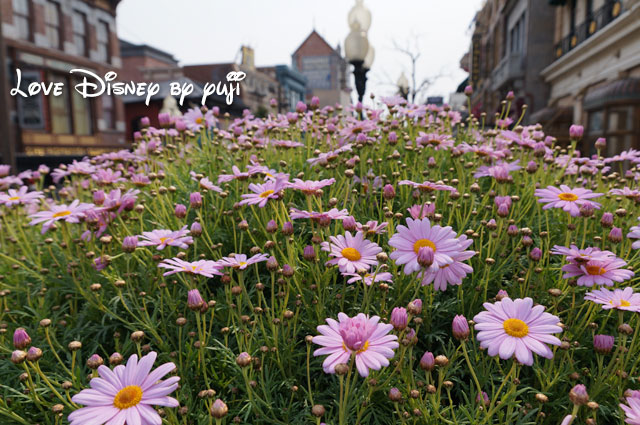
[{"left": 292, "top": 30, "right": 340, "bottom": 57}]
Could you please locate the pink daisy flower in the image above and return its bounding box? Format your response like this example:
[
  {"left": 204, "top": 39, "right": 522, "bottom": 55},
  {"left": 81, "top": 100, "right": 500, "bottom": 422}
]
[
  {"left": 416, "top": 132, "right": 454, "bottom": 150},
  {"left": 216, "top": 253, "right": 269, "bottom": 270},
  {"left": 473, "top": 297, "right": 562, "bottom": 366},
  {"left": 312, "top": 312, "right": 399, "bottom": 377},
  {"left": 584, "top": 287, "right": 640, "bottom": 312},
  {"left": 0, "top": 186, "right": 43, "bottom": 207},
  {"left": 138, "top": 226, "right": 193, "bottom": 250},
  {"left": 287, "top": 178, "right": 336, "bottom": 195},
  {"left": 534, "top": 185, "right": 602, "bottom": 217},
  {"left": 418, "top": 235, "right": 476, "bottom": 291},
  {"left": 628, "top": 219, "right": 640, "bottom": 250},
  {"left": 198, "top": 177, "right": 222, "bottom": 193},
  {"left": 344, "top": 269, "right": 394, "bottom": 286},
  {"left": 621, "top": 396, "right": 640, "bottom": 424},
  {"left": 388, "top": 217, "right": 463, "bottom": 274},
  {"left": 217, "top": 166, "right": 250, "bottom": 183},
  {"left": 29, "top": 200, "right": 94, "bottom": 234},
  {"left": 473, "top": 160, "right": 521, "bottom": 181},
  {"left": 398, "top": 180, "right": 455, "bottom": 192},
  {"left": 289, "top": 208, "right": 351, "bottom": 222},
  {"left": 551, "top": 245, "right": 615, "bottom": 263},
  {"left": 355, "top": 220, "right": 388, "bottom": 235},
  {"left": 407, "top": 203, "right": 436, "bottom": 219},
  {"left": 68, "top": 351, "right": 179, "bottom": 425},
  {"left": 561, "top": 257, "right": 633, "bottom": 286},
  {"left": 321, "top": 231, "right": 382, "bottom": 274},
  {"left": 238, "top": 179, "right": 287, "bottom": 208},
  {"left": 159, "top": 258, "right": 222, "bottom": 277}
]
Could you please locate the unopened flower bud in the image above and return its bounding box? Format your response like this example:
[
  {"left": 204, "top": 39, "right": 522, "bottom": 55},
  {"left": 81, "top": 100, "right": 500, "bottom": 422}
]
[
  {"left": 281, "top": 221, "right": 294, "bottom": 236},
  {"left": 122, "top": 236, "right": 138, "bottom": 253},
  {"left": 608, "top": 227, "right": 623, "bottom": 243},
  {"left": 389, "top": 387, "right": 402, "bottom": 402},
  {"left": 303, "top": 245, "right": 316, "bottom": 261},
  {"left": 187, "top": 289, "right": 204, "bottom": 311},
  {"left": 420, "top": 351, "right": 435, "bottom": 371},
  {"left": 417, "top": 246, "right": 434, "bottom": 268},
  {"left": 210, "top": 399, "right": 229, "bottom": 419},
  {"left": 342, "top": 216, "right": 357, "bottom": 232},
  {"left": 569, "top": 384, "right": 589, "bottom": 405},
  {"left": 601, "top": 212, "right": 614, "bottom": 228},
  {"left": 593, "top": 334, "right": 614, "bottom": 354},
  {"left": 529, "top": 247, "right": 542, "bottom": 262},
  {"left": 266, "top": 220, "right": 278, "bottom": 233},
  {"left": 86, "top": 354, "right": 103, "bottom": 369},
  {"left": 452, "top": 315, "right": 469, "bottom": 340},
  {"left": 391, "top": 307, "right": 408, "bottom": 331},
  {"left": 236, "top": 352, "right": 252, "bottom": 367},
  {"left": 13, "top": 328, "right": 31, "bottom": 349},
  {"left": 408, "top": 299, "right": 422, "bottom": 315},
  {"left": 174, "top": 204, "right": 187, "bottom": 218},
  {"left": 383, "top": 184, "right": 396, "bottom": 200},
  {"left": 11, "top": 350, "right": 27, "bottom": 364},
  {"left": 189, "top": 192, "right": 202, "bottom": 209}
]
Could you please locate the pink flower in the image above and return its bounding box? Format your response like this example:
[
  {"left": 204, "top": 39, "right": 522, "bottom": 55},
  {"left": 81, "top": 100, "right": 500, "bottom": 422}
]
[
  {"left": 29, "top": 200, "right": 94, "bottom": 234},
  {"left": 473, "top": 297, "right": 562, "bottom": 366},
  {"left": 355, "top": 220, "right": 388, "bottom": 235},
  {"left": 551, "top": 245, "right": 615, "bottom": 263},
  {"left": 287, "top": 178, "right": 335, "bottom": 195},
  {"left": 418, "top": 235, "right": 475, "bottom": 291},
  {"left": 183, "top": 107, "right": 215, "bottom": 131},
  {"left": 68, "top": 352, "right": 179, "bottom": 425},
  {"left": 407, "top": 203, "right": 435, "bottom": 219},
  {"left": 321, "top": 231, "right": 382, "bottom": 274},
  {"left": 584, "top": 287, "right": 640, "bottom": 312},
  {"left": 628, "top": 219, "right": 640, "bottom": 249},
  {"left": 416, "top": 132, "right": 454, "bottom": 150},
  {"left": 0, "top": 186, "right": 43, "bottom": 207},
  {"left": 344, "top": 269, "right": 393, "bottom": 286},
  {"left": 289, "top": 208, "right": 351, "bottom": 222},
  {"left": 138, "top": 226, "right": 193, "bottom": 250},
  {"left": 216, "top": 253, "right": 269, "bottom": 270},
  {"left": 389, "top": 217, "right": 464, "bottom": 274},
  {"left": 312, "top": 313, "right": 399, "bottom": 377},
  {"left": 474, "top": 160, "right": 521, "bottom": 181},
  {"left": 238, "top": 179, "right": 287, "bottom": 208},
  {"left": 159, "top": 258, "right": 222, "bottom": 277},
  {"left": 217, "top": 166, "right": 250, "bottom": 183},
  {"left": 398, "top": 180, "right": 455, "bottom": 192},
  {"left": 621, "top": 396, "right": 640, "bottom": 424},
  {"left": 534, "top": 185, "right": 602, "bottom": 217},
  {"left": 198, "top": 177, "right": 222, "bottom": 193},
  {"left": 562, "top": 257, "right": 633, "bottom": 286}
]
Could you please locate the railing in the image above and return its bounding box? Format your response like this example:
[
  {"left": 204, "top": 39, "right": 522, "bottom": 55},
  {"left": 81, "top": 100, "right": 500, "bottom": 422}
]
[
  {"left": 491, "top": 53, "right": 524, "bottom": 91},
  {"left": 553, "top": 0, "right": 623, "bottom": 59}
]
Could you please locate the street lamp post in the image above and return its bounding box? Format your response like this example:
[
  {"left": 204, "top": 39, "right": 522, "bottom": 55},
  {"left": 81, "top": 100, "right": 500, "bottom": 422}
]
[
  {"left": 345, "top": 0, "right": 373, "bottom": 105},
  {"left": 397, "top": 72, "right": 409, "bottom": 100}
]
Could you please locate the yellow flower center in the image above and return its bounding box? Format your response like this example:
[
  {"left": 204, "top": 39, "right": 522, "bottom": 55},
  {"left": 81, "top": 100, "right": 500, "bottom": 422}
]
[
  {"left": 413, "top": 239, "right": 436, "bottom": 254},
  {"left": 428, "top": 139, "right": 441, "bottom": 145},
  {"left": 113, "top": 385, "right": 143, "bottom": 409},
  {"left": 195, "top": 117, "right": 204, "bottom": 124},
  {"left": 620, "top": 300, "right": 631, "bottom": 307},
  {"left": 585, "top": 265, "right": 606, "bottom": 275},
  {"left": 418, "top": 184, "right": 435, "bottom": 192},
  {"left": 557, "top": 192, "right": 578, "bottom": 201},
  {"left": 260, "top": 190, "right": 275, "bottom": 198},
  {"left": 341, "top": 247, "right": 362, "bottom": 261},
  {"left": 52, "top": 210, "right": 71, "bottom": 218},
  {"left": 8, "top": 196, "right": 20, "bottom": 201},
  {"left": 238, "top": 261, "right": 248, "bottom": 267},
  {"left": 343, "top": 340, "right": 370, "bottom": 354},
  {"left": 159, "top": 237, "right": 172, "bottom": 244},
  {"left": 503, "top": 318, "right": 529, "bottom": 338}
]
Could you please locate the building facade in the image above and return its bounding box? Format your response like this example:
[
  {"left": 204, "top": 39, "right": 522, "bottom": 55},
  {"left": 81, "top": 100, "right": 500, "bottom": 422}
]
[
  {"left": 1, "top": 0, "right": 125, "bottom": 166},
  {"left": 292, "top": 30, "right": 351, "bottom": 107},
  {"left": 465, "top": 0, "right": 556, "bottom": 125},
  {"left": 257, "top": 65, "right": 307, "bottom": 113},
  {"left": 540, "top": 0, "right": 640, "bottom": 154}
]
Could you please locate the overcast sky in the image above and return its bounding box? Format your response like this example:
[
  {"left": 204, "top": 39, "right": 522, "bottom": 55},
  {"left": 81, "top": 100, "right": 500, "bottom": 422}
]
[{"left": 116, "top": 0, "right": 483, "bottom": 104}]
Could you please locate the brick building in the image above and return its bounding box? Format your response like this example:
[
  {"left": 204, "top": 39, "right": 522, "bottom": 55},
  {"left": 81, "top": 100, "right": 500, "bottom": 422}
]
[
  {"left": 540, "top": 0, "right": 640, "bottom": 154},
  {"left": 1, "top": 0, "right": 126, "bottom": 167},
  {"left": 292, "top": 30, "right": 351, "bottom": 107}
]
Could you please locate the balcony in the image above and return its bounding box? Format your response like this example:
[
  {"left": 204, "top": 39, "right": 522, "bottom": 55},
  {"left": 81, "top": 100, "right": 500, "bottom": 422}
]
[
  {"left": 491, "top": 53, "right": 524, "bottom": 91},
  {"left": 554, "top": 0, "right": 623, "bottom": 58}
]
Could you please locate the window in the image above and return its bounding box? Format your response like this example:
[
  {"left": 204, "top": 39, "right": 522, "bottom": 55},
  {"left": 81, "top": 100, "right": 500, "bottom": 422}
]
[
  {"left": 72, "top": 79, "right": 92, "bottom": 135},
  {"left": 72, "top": 11, "right": 87, "bottom": 56},
  {"left": 509, "top": 13, "right": 525, "bottom": 54},
  {"left": 43, "top": 1, "right": 62, "bottom": 49},
  {"left": 102, "top": 95, "right": 115, "bottom": 129},
  {"left": 48, "top": 74, "right": 71, "bottom": 134},
  {"left": 12, "top": 0, "right": 31, "bottom": 40},
  {"left": 96, "top": 21, "right": 110, "bottom": 63},
  {"left": 16, "top": 70, "right": 45, "bottom": 130}
]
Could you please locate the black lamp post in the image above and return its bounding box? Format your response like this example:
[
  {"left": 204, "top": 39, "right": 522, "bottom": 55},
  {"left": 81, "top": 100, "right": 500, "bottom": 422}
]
[{"left": 345, "top": 0, "right": 373, "bottom": 105}]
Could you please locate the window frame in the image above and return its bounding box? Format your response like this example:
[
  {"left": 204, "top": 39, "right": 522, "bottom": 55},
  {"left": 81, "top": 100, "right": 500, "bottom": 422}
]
[
  {"left": 96, "top": 20, "right": 111, "bottom": 64},
  {"left": 72, "top": 10, "right": 88, "bottom": 57},
  {"left": 43, "top": 0, "right": 63, "bottom": 50},
  {"left": 12, "top": 0, "right": 33, "bottom": 42}
]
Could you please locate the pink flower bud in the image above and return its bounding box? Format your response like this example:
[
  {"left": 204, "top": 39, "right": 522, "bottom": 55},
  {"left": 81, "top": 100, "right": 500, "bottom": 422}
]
[
  {"left": 419, "top": 351, "right": 435, "bottom": 370},
  {"left": 140, "top": 116, "right": 150, "bottom": 127},
  {"left": 175, "top": 204, "right": 187, "bottom": 219},
  {"left": 464, "top": 85, "right": 473, "bottom": 96},
  {"left": 452, "top": 315, "right": 469, "bottom": 340},
  {"left": 190, "top": 222, "right": 202, "bottom": 237},
  {"left": 187, "top": 289, "right": 204, "bottom": 311},
  {"left": 93, "top": 190, "right": 105, "bottom": 206},
  {"left": 13, "top": 328, "right": 31, "bottom": 349},
  {"left": 282, "top": 221, "right": 294, "bottom": 235},
  {"left": 189, "top": 192, "right": 202, "bottom": 209},
  {"left": 342, "top": 216, "right": 357, "bottom": 232},
  {"left": 383, "top": 184, "right": 395, "bottom": 200},
  {"left": 303, "top": 245, "right": 316, "bottom": 261},
  {"left": 390, "top": 307, "right": 408, "bottom": 331},
  {"left": 595, "top": 137, "right": 606, "bottom": 150},
  {"left": 608, "top": 227, "right": 623, "bottom": 243},
  {"left": 593, "top": 334, "right": 614, "bottom": 354},
  {"left": 417, "top": 246, "right": 435, "bottom": 268},
  {"left": 122, "top": 236, "right": 138, "bottom": 253},
  {"left": 601, "top": 212, "right": 614, "bottom": 228},
  {"left": 569, "top": 124, "right": 584, "bottom": 140},
  {"left": 529, "top": 247, "right": 542, "bottom": 262},
  {"left": 295, "top": 101, "right": 307, "bottom": 113}
]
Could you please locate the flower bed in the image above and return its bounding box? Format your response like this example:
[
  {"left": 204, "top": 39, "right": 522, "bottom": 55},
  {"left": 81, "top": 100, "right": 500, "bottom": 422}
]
[{"left": 1, "top": 96, "right": 640, "bottom": 424}]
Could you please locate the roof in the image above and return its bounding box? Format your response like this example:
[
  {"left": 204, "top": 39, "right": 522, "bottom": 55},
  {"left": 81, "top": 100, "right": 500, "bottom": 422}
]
[
  {"left": 292, "top": 30, "right": 340, "bottom": 57},
  {"left": 119, "top": 39, "right": 178, "bottom": 66}
]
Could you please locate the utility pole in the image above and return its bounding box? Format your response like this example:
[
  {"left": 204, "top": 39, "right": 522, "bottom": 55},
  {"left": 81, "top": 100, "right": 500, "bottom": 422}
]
[{"left": 0, "top": 5, "right": 16, "bottom": 170}]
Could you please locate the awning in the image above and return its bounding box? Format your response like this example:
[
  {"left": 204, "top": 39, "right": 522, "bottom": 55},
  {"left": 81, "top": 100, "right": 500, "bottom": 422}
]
[
  {"left": 529, "top": 106, "right": 573, "bottom": 126},
  {"left": 583, "top": 78, "right": 640, "bottom": 110}
]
